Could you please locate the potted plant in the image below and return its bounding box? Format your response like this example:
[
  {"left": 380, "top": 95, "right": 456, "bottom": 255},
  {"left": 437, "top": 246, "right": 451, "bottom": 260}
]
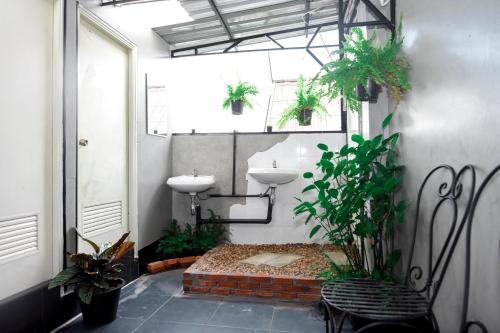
[
  {"left": 48, "top": 231, "right": 134, "bottom": 326},
  {"left": 277, "top": 75, "right": 328, "bottom": 129},
  {"left": 317, "top": 23, "right": 411, "bottom": 112},
  {"left": 294, "top": 113, "right": 406, "bottom": 281},
  {"left": 222, "top": 81, "right": 258, "bottom": 115}
]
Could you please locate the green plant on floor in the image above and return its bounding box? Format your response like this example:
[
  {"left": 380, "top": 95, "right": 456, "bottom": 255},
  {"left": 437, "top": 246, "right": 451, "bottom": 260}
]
[
  {"left": 48, "top": 231, "right": 134, "bottom": 304},
  {"left": 156, "top": 219, "right": 192, "bottom": 257},
  {"left": 222, "top": 81, "right": 258, "bottom": 110},
  {"left": 317, "top": 22, "right": 411, "bottom": 112},
  {"left": 157, "top": 212, "right": 229, "bottom": 258},
  {"left": 294, "top": 113, "right": 406, "bottom": 281},
  {"left": 277, "top": 75, "right": 328, "bottom": 129}
]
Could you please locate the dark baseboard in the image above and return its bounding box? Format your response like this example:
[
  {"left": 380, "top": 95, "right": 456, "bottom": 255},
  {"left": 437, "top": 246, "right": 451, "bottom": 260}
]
[
  {"left": 138, "top": 239, "right": 163, "bottom": 275},
  {"left": 0, "top": 250, "right": 139, "bottom": 333}
]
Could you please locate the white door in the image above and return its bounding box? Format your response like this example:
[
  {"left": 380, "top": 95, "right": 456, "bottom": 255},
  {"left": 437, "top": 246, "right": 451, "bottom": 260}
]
[
  {"left": 0, "top": 0, "right": 62, "bottom": 300},
  {"left": 77, "top": 12, "right": 134, "bottom": 253}
]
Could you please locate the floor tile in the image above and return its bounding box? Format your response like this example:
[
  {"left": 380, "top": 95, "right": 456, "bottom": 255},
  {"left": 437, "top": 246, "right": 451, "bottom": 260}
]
[
  {"left": 208, "top": 301, "right": 274, "bottom": 330},
  {"left": 57, "top": 317, "right": 142, "bottom": 333},
  {"left": 271, "top": 307, "right": 324, "bottom": 332},
  {"left": 202, "top": 326, "right": 269, "bottom": 333},
  {"left": 150, "top": 297, "right": 220, "bottom": 324},
  {"left": 134, "top": 320, "right": 203, "bottom": 333},
  {"left": 118, "top": 293, "right": 170, "bottom": 320},
  {"left": 122, "top": 269, "right": 184, "bottom": 297}
]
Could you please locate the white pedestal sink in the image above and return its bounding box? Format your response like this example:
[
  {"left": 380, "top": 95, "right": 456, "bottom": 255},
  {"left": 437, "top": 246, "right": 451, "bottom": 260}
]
[
  {"left": 247, "top": 167, "right": 298, "bottom": 187},
  {"left": 166, "top": 175, "right": 216, "bottom": 195}
]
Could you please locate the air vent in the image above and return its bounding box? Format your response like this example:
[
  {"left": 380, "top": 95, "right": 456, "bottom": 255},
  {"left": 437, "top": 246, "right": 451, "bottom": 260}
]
[
  {"left": 0, "top": 215, "right": 38, "bottom": 262},
  {"left": 83, "top": 201, "right": 122, "bottom": 236}
]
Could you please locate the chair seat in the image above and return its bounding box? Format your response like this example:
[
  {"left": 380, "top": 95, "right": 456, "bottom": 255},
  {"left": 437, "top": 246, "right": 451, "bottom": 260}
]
[{"left": 321, "top": 279, "right": 429, "bottom": 321}]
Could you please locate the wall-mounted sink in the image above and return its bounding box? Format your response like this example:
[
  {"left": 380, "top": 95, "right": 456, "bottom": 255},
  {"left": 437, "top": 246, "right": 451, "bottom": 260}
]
[
  {"left": 167, "top": 175, "right": 216, "bottom": 195},
  {"left": 248, "top": 168, "right": 298, "bottom": 187}
]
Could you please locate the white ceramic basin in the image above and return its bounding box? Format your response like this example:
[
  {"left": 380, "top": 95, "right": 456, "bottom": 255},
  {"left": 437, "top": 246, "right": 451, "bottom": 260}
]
[
  {"left": 248, "top": 168, "right": 299, "bottom": 186},
  {"left": 166, "top": 175, "right": 216, "bottom": 194}
]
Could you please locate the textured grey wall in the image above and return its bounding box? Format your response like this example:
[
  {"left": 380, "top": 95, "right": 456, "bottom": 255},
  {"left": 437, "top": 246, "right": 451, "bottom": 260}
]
[
  {"left": 171, "top": 134, "right": 288, "bottom": 224},
  {"left": 385, "top": 1, "right": 500, "bottom": 331},
  {"left": 78, "top": 0, "right": 172, "bottom": 249}
]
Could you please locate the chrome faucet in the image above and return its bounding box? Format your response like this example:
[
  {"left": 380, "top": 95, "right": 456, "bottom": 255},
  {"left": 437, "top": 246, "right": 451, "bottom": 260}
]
[
  {"left": 193, "top": 169, "right": 198, "bottom": 177},
  {"left": 272, "top": 160, "right": 277, "bottom": 168}
]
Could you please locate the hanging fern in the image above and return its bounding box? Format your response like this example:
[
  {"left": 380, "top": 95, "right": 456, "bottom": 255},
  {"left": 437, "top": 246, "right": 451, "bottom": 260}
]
[
  {"left": 277, "top": 75, "right": 328, "bottom": 129},
  {"left": 317, "top": 22, "right": 411, "bottom": 112},
  {"left": 222, "top": 81, "right": 258, "bottom": 110}
]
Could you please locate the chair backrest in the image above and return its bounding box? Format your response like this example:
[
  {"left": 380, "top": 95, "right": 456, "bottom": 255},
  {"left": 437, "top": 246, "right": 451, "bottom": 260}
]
[
  {"left": 458, "top": 165, "right": 500, "bottom": 333},
  {"left": 403, "top": 165, "right": 476, "bottom": 310}
]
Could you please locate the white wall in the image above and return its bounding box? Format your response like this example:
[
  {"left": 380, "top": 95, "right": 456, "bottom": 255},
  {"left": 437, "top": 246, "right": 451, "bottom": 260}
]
[
  {"left": 0, "top": 0, "right": 59, "bottom": 300},
  {"left": 230, "top": 133, "right": 346, "bottom": 244}
]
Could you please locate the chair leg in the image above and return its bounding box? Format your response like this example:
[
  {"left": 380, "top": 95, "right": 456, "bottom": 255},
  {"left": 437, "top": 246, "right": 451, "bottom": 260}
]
[{"left": 320, "top": 300, "right": 333, "bottom": 333}]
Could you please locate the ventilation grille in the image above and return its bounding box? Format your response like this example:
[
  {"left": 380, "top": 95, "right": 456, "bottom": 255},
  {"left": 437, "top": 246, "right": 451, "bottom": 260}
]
[
  {"left": 0, "top": 215, "right": 38, "bottom": 261},
  {"left": 83, "top": 201, "right": 122, "bottom": 236}
]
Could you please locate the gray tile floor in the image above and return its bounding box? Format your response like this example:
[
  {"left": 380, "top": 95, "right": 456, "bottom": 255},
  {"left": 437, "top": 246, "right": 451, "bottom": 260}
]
[{"left": 56, "top": 269, "right": 348, "bottom": 333}]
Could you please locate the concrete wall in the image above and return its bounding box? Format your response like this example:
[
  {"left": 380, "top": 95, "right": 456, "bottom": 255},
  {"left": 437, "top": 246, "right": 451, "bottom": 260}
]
[
  {"left": 171, "top": 133, "right": 346, "bottom": 244},
  {"left": 79, "top": 1, "right": 172, "bottom": 249},
  {"left": 381, "top": 1, "right": 500, "bottom": 331}
]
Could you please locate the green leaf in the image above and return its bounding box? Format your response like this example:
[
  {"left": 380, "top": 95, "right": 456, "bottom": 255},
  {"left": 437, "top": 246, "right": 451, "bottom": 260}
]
[
  {"left": 317, "top": 143, "right": 328, "bottom": 151},
  {"left": 303, "top": 172, "right": 314, "bottom": 179},
  {"left": 302, "top": 184, "right": 317, "bottom": 193},
  {"left": 339, "top": 144, "right": 349, "bottom": 156},
  {"left": 75, "top": 229, "right": 100, "bottom": 254},
  {"left": 309, "top": 225, "right": 322, "bottom": 238},
  {"left": 351, "top": 134, "right": 365, "bottom": 145},
  {"left": 384, "top": 250, "right": 401, "bottom": 270},
  {"left": 48, "top": 266, "right": 81, "bottom": 289},
  {"left": 78, "top": 283, "right": 95, "bottom": 304},
  {"left": 382, "top": 113, "right": 393, "bottom": 128}
]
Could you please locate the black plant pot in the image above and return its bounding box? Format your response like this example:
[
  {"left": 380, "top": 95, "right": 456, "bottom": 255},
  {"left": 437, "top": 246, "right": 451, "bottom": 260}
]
[
  {"left": 231, "top": 100, "right": 244, "bottom": 115},
  {"left": 80, "top": 278, "right": 125, "bottom": 326},
  {"left": 356, "top": 79, "right": 381, "bottom": 103},
  {"left": 298, "top": 109, "right": 312, "bottom": 126}
]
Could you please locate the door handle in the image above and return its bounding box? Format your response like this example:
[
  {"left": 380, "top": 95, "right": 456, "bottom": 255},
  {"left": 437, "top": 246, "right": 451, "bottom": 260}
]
[{"left": 79, "top": 139, "right": 89, "bottom": 146}]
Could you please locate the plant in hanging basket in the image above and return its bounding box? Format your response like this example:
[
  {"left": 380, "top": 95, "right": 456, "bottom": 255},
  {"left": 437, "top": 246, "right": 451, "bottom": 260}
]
[
  {"left": 48, "top": 230, "right": 134, "bottom": 325},
  {"left": 317, "top": 22, "right": 411, "bottom": 112},
  {"left": 222, "top": 81, "right": 258, "bottom": 115},
  {"left": 277, "top": 75, "right": 328, "bottom": 129}
]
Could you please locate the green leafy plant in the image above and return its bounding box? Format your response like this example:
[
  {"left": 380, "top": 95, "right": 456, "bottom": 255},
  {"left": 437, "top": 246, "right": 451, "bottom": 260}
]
[
  {"left": 317, "top": 23, "right": 411, "bottom": 112},
  {"left": 156, "top": 220, "right": 192, "bottom": 257},
  {"left": 48, "top": 231, "right": 134, "bottom": 304},
  {"left": 295, "top": 113, "right": 406, "bottom": 280},
  {"left": 157, "top": 213, "right": 229, "bottom": 258},
  {"left": 222, "top": 81, "right": 258, "bottom": 109},
  {"left": 277, "top": 75, "right": 328, "bottom": 129}
]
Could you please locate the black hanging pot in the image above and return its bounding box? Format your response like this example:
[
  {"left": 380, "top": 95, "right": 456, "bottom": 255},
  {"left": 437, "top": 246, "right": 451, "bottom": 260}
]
[
  {"left": 79, "top": 278, "right": 125, "bottom": 326},
  {"left": 231, "top": 100, "right": 244, "bottom": 115},
  {"left": 356, "top": 79, "right": 381, "bottom": 103},
  {"left": 298, "top": 109, "right": 312, "bottom": 126}
]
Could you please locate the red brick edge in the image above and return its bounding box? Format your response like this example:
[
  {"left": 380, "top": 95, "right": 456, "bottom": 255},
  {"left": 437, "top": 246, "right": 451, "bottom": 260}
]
[
  {"left": 147, "top": 256, "right": 202, "bottom": 274},
  {"left": 183, "top": 268, "right": 324, "bottom": 302}
]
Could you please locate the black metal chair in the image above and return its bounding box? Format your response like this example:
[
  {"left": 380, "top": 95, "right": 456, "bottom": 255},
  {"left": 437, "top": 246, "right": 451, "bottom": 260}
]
[{"left": 320, "top": 165, "right": 477, "bottom": 333}]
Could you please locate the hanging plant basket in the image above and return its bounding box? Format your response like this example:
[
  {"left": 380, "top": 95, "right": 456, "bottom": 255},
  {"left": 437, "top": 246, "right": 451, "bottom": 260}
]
[
  {"left": 80, "top": 278, "right": 125, "bottom": 326},
  {"left": 298, "top": 109, "right": 313, "bottom": 126},
  {"left": 356, "top": 79, "right": 381, "bottom": 103},
  {"left": 231, "top": 100, "right": 244, "bottom": 115}
]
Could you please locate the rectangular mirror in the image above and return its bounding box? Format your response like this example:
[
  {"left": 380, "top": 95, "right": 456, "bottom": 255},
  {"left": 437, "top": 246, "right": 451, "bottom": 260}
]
[{"left": 146, "top": 73, "right": 168, "bottom": 137}]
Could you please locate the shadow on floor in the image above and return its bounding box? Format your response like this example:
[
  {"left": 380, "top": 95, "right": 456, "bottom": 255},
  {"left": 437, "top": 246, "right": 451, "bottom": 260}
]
[{"left": 56, "top": 269, "right": 352, "bottom": 333}]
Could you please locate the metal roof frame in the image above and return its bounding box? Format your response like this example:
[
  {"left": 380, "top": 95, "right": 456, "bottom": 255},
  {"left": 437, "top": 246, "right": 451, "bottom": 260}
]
[{"left": 146, "top": 0, "right": 396, "bottom": 65}]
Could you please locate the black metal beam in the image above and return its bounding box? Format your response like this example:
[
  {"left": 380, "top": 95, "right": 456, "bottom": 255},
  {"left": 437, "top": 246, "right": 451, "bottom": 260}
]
[
  {"left": 265, "top": 34, "right": 284, "bottom": 49},
  {"left": 360, "top": 0, "right": 394, "bottom": 31},
  {"left": 208, "top": 0, "right": 233, "bottom": 39},
  {"left": 171, "top": 21, "right": 338, "bottom": 57}
]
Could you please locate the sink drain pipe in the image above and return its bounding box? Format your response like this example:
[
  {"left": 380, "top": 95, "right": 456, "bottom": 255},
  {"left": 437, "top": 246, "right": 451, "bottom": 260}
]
[{"left": 195, "top": 194, "right": 273, "bottom": 225}]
